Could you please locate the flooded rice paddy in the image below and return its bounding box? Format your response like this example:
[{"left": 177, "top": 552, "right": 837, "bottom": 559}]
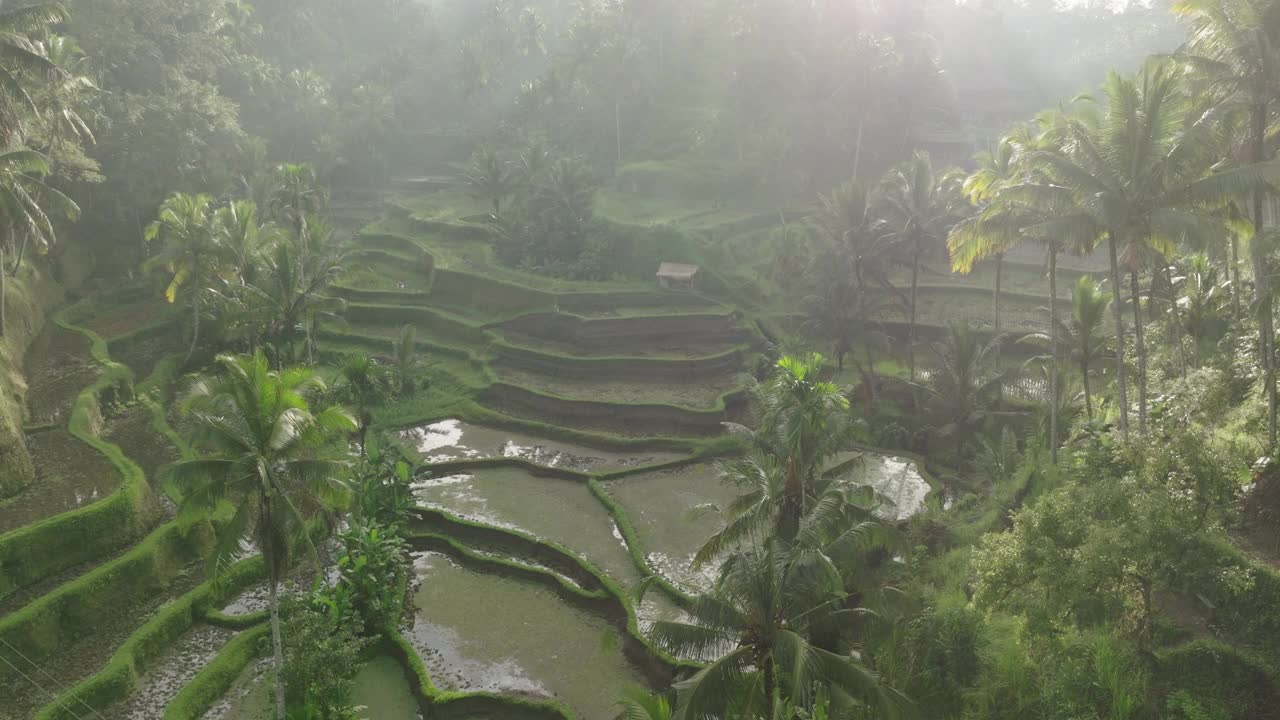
[
  {"left": 493, "top": 363, "right": 740, "bottom": 408},
  {"left": 604, "top": 454, "right": 932, "bottom": 591},
  {"left": 351, "top": 655, "right": 421, "bottom": 720},
  {"left": 106, "top": 624, "right": 236, "bottom": 719},
  {"left": 411, "top": 465, "right": 684, "bottom": 626},
  {"left": 398, "top": 418, "right": 682, "bottom": 470},
  {"left": 407, "top": 551, "right": 651, "bottom": 719},
  {"left": 23, "top": 325, "right": 97, "bottom": 424},
  {"left": 0, "top": 428, "right": 118, "bottom": 534}
]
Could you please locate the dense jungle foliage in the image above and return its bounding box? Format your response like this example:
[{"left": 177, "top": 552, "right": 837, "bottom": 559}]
[{"left": 8, "top": 1, "right": 1280, "bottom": 720}]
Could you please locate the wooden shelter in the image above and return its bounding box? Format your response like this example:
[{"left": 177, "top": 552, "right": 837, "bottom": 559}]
[{"left": 656, "top": 262, "right": 700, "bottom": 291}]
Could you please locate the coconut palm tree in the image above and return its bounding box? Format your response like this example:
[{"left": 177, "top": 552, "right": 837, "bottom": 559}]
[
  {"left": 390, "top": 323, "right": 420, "bottom": 393},
  {"left": 458, "top": 145, "right": 516, "bottom": 222},
  {"left": 269, "top": 162, "right": 327, "bottom": 240},
  {"left": 926, "top": 323, "right": 1007, "bottom": 462},
  {"left": 239, "top": 215, "right": 349, "bottom": 364},
  {"left": 1174, "top": 0, "right": 1280, "bottom": 448},
  {"left": 144, "top": 192, "right": 222, "bottom": 363},
  {"left": 1016, "top": 59, "right": 1280, "bottom": 435},
  {"left": 649, "top": 543, "right": 899, "bottom": 720},
  {"left": 215, "top": 199, "right": 280, "bottom": 289},
  {"left": 168, "top": 351, "right": 355, "bottom": 720},
  {"left": 617, "top": 687, "right": 672, "bottom": 720},
  {"left": 1025, "top": 276, "right": 1113, "bottom": 421},
  {"left": 751, "top": 354, "right": 851, "bottom": 540},
  {"left": 331, "top": 352, "right": 392, "bottom": 455},
  {"left": 1176, "top": 253, "right": 1230, "bottom": 366},
  {"left": 0, "top": 147, "right": 74, "bottom": 335},
  {"left": 877, "top": 151, "right": 969, "bottom": 382},
  {"left": 0, "top": 3, "right": 70, "bottom": 146}
]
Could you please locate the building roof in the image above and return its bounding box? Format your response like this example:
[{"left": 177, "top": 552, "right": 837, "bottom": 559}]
[{"left": 657, "top": 262, "right": 700, "bottom": 280}]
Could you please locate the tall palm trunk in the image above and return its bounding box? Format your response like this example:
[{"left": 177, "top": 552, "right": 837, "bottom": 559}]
[
  {"left": 185, "top": 256, "right": 202, "bottom": 364},
  {"left": 1131, "top": 270, "right": 1148, "bottom": 435},
  {"left": 1231, "top": 234, "right": 1243, "bottom": 320},
  {"left": 1081, "top": 353, "right": 1094, "bottom": 421},
  {"left": 1165, "top": 264, "right": 1188, "bottom": 378},
  {"left": 994, "top": 252, "right": 1004, "bottom": 367},
  {"left": 262, "top": 496, "right": 287, "bottom": 720},
  {"left": 864, "top": 342, "right": 877, "bottom": 406},
  {"left": 909, "top": 238, "right": 920, "bottom": 382},
  {"left": 1107, "top": 233, "right": 1130, "bottom": 437},
  {"left": 1251, "top": 101, "right": 1277, "bottom": 450},
  {"left": 780, "top": 456, "right": 803, "bottom": 541},
  {"left": 1049, "top": 249, "right": 1059, "bottom": 464},
  {"left": 0, "top": 240, "right": 7, "bottom": 338}
]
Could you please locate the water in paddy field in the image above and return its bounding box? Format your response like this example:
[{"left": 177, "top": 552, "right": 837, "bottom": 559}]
[
  {"left": 106, "top": 624, "right": 236, "bottom": 719},
  {"left": 602, "top": 462, "right": 742, "bottom": 593},
  {"left": 351, "top": 655, "right": 422, "bottom": 720},
  {"left": 398, "top": 418, "right": 683, "bottom": 470},
  {"left": 407, "top": 551, "right": 651, "bottom": 720},
  {"left": 604, "top": 454, "right": 932, "bottom": 591},
  {"left": 410, "top": 465, "right": 685, "bottom": 626}
]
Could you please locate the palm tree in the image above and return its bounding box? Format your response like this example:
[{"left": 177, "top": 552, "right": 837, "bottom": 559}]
[
  {"left": 331, "top": 352, "right": 392, "bottom": 455},
  {"left": 0, "top": 148, "right": 74, "bottom": 334},
  {"left": 1176, "top": 253, "right": 1230, "bottom": 366},
  {"left": 144, "top": 193, "right": 221, "bottom": 363},
  {"left": 458, "top": 145, "right": 516, "bottom": 222},
  {"left": 751, "top": 354, "right": 851, "bottom": 540},
  {"left": 33, "top": 33, "right": 96, "bottom": 151},
  {"left": 649, "top": 544, "right": 898, "bottom": 719},
  {"left": 0, "top": 3, "right": 70, "bottom": 146},
  {"left": 239, "top": 215, "right": 349, "bottom": 364},
  {"left": 877, "top": 151, "right": 969, "bottom": 381},
  {"left": 1025, "top": 276, "right": 1113, "bottom": 421},
  {"left": 391, "top": 323, "right": 420, "bottom": 393},
  {"left": 693, "top": 444, "right": 886, "bottom": 571},
  {"left": 1017, "top": 60, "right": 1280, "bottom": 435},
  {"left": 215, "top": 199, "right": 279, "bottom": 289},
  {"left": 617, "top": 687, "right": 672, "bottom": 720},
  {"left": 168, "top": 351, "right": 355, "bottom": 720},
  {"left": 926, "top": 323, "right": 1007, "bottom": 462},
  {"left": 269, "top": 163, "right": 327, "bottom": 239},
  {"left": 1174, "top": 0, "right": 1280, "bottom": 448},
  {"left": 949, "top": 114, "right": 1099, "bottom": 463}
]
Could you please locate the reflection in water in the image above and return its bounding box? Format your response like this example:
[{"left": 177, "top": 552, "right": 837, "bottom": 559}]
[
  {"left": 398, "top": 418, "right": 681, "bottom": 471},
  {"left": 408, "top": 551, "right": 650, "bottom": 719}
]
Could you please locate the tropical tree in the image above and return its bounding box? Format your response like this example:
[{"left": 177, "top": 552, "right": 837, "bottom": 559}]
[
  {"left": 269, "top": 162, "right": 327, "bottom": 239},
  {"left": 1174, "top": 0, "right": 1280, "bottom": 449},
  {"left": 1025, "top": 276, "right": 1113, "bottom": 421},
  {"left": 747, "top": 354, "right": 853, "bottom": 540},
  {"left": 215, "top": 199, "right": 279, "bottom": 289},
  {"left": 239, "top": 215, "right": 349, "bottom": 363},
  {"left": 390, "top": 323, "right": 421, "bottom": 393},
  {"left": 878, "top": 151, "right": 969, "bottom": 381},
  {"left": 0, "top": 3, "right": 70, "bottom": 146},
  {"left": 144, "top": 192, "right": 221, "bottom": 362},
  {"left": 649, "top": 543, "right": 899, "bottom": 719},
  {"left": 0, "top": 148, "right": 75, "bottom": 335},
  {"left": 1175, "top": 253, "right": 1230, "bottom": 365},
  {"left": 925, "top": 323, "right": 1007, "bottom": 462},
  {"left": 167, "top": 351, "right": 355, "bottom": 720},
  {"left": 458, "top": 145, "right": 516, "bottom": 221},
  {"left": 1016, "top": 60, "right": 1280, "bottom": 436},
  {"left": 617, "top": 687, "right": 672, "bottom": 720},
  {"left": 331, "top": 352, "right": 392, "bottom": 455}
]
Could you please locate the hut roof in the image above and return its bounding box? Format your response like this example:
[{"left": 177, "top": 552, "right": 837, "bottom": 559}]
[{"left": 657, "top": 262, "right": 700, "bottom": 280}]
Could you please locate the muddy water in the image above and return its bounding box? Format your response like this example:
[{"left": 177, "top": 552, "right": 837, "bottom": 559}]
[
  {"left": 844, "top": 451, "right": 932, "bottom": 520},
  {"left": 0, "top": 427, "right": 119, "bottom": 534},
  {"left": 399, "top": 419, "right": 682, "bottom": 470},
  {"left": 202, "top": 657, "right": 271, "bottom": 720},
  {"left": 0, "top": 564, "right": 204, "bottom": 720},
  {"left": 493, "top": 364, "right": 739, "bottom": 409},
  {"left": 105, "top": 624, "right": 236, "bottom": 719},
  {"left": 408, "top": 551, "right": 650, "bottom": 719},
  {"left": 605, "top": 455, "right": 932, "bottom": 592},
  {"left": 411, "top": 466, "right": 683, "bottom": 626},
  {"left": 601, "top": 463, "right": 739, "bottom": 593},
  {"left": 23, "top": 324, "right": 98, "bottom": 424},
  {"left": 351, "top": 655, "right": 421, "bottom": 720}
]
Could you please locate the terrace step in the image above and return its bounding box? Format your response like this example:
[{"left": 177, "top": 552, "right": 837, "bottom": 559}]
[{"left": 480, "top": 383, "right": 744, "bottom": 439}]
